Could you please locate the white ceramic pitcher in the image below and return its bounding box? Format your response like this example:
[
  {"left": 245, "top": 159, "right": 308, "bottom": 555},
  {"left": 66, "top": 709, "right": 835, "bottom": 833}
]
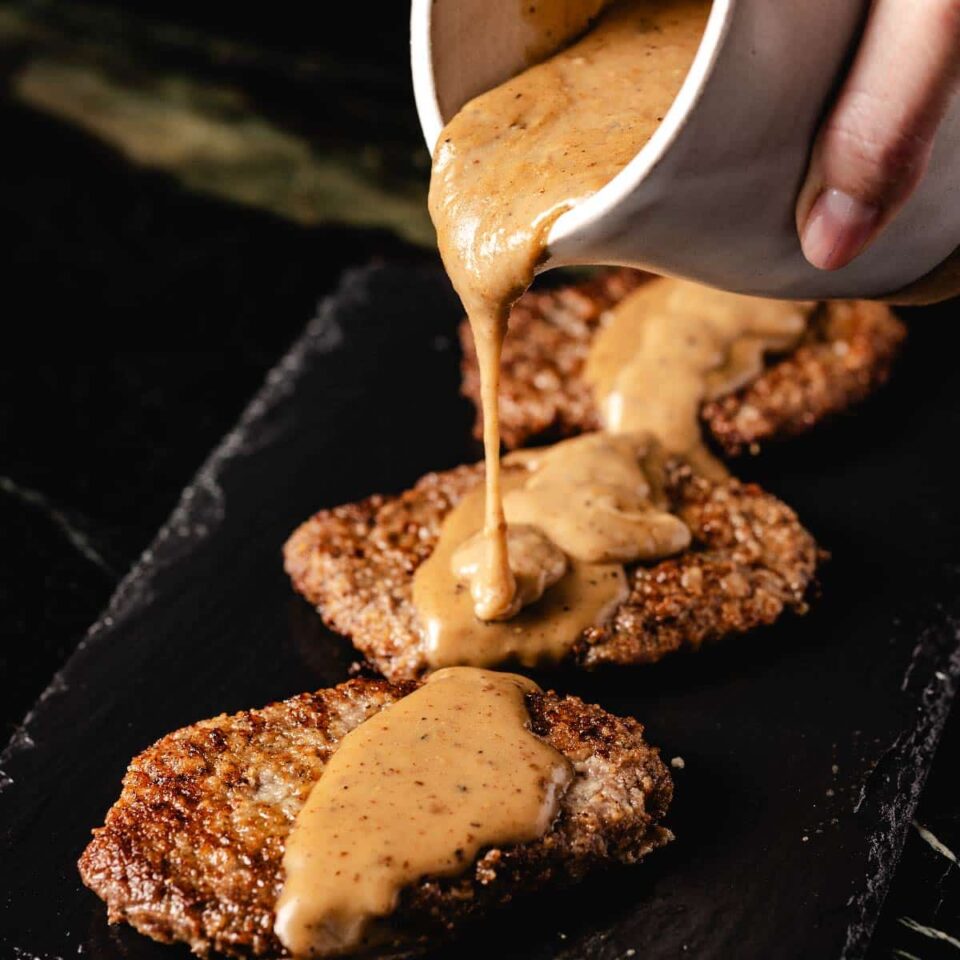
[{"left": 411, "top": 0, "right": 960, "bottom": 300}]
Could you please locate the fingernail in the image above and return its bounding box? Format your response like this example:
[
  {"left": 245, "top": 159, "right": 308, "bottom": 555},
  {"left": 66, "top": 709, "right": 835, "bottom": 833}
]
[{"left": 800, "top": 188, "right": 881, "bottom": 271}]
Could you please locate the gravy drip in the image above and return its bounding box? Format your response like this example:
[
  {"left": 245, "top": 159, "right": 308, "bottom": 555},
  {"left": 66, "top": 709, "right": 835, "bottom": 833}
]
[
  {"left": 275, "top": 668, "right": 571, "bottom": 957},
  {"left": 428, "top": 0, "right": 711, "bottom": 621},
  {"left": 413, "top": 433, "right": 688, "bottom": 669},
  {"left": 276, "top": 7, "right": 714, "bottom": 955},
  {"left": 585, "top": 278, "right": 813, "bottom": 472}
]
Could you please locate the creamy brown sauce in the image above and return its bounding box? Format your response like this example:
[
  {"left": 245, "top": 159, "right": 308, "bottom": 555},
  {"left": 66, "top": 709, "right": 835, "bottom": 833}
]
[
  {"left": 414, "top": 464, "right": 627, "bottom": 668},
  {"left": 276, "top": 5, "right": 714, "bottom": 949},
  {"left": 585, "top": 278, "right": 813, "bottom": 473},
  {"left": 520, "top": 0, "right": 612, "bottom": 64},
  {"left": 428, "top": 0, "right": 710, "bottom": 623},
  {"left": 452, "top": 522, "right": 569, "bottom": 622},
  {"left": 413, "top": 433, "right": 687, "bottom": 669},
  {"left": 275, "top": 668, "right": 571, "bottom": 957},
  {"left": 504, "top": 432, "right": 691, "bottom": 563}
]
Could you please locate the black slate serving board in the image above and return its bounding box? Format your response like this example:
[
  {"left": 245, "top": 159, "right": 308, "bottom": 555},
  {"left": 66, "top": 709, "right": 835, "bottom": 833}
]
[{"left": 2, "top": 264, "right": 958, "bottom": 960}]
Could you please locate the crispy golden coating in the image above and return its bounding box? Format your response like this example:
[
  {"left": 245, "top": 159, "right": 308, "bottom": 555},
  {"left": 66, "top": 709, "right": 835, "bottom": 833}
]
[
  {"left": 284, "top": 459, "right": 820, "bottom": 682},
  {"left": 458, "top": 270, "right": 906, "bottom": 454},
  {"left": 79, "top": 679, "right": 673, "bottom": 958}
]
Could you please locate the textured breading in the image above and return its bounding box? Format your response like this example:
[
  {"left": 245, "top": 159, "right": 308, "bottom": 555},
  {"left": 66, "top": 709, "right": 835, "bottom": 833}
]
[
  {"left": 458, "top": 270, "right": 907, "bottom": 454},
  {"left": 284, "top": 458, "right": 820, "bottom": 682},
  {"left": 79, "top": 679, "right": 673, "bottom": 959}
]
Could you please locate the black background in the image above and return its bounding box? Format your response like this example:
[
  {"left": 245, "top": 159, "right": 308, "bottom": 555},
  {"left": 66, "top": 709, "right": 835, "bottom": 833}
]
[{"left": 1, "top": 2, "right": 958, "bottom": 956}]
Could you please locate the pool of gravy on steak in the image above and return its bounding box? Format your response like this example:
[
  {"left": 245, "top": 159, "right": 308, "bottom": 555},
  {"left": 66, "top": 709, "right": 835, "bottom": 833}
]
[
  {"left": 413, "top": 432, "right": 689, "bottom": 668},
  {"left": 427, "top": 0, "right": 711, "bottom": 635},
  {"left": 585, "top": 278, "right": 813, "bottom": 476},
  {"left": 275, "top": 668, "right": 571, "bottom": 956}
]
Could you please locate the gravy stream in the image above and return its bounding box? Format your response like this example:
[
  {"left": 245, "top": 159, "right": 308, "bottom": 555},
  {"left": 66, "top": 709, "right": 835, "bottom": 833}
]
[
  {"left": 275, "top": 668, "right": 571, "bottom": 956},
  {"left": 413, "top": 460, "right": 627, "bottom": 669},
  {"left": 277, "top": 6, "right": 713, "bottom": 953},
  {"left": 429, "top": 0, "right": 711, "bottom": 621}
]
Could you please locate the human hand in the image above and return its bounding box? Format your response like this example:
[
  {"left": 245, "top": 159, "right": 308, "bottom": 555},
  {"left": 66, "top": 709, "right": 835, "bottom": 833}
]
[{"left": 796, "top": 0, "right": 960, "bottom": 272}]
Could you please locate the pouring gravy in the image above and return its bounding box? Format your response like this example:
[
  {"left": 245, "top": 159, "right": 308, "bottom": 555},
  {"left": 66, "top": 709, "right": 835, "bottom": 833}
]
[
  {"left": 278, "top": 4, "right": 711, "bottom": 951},
  {"left": 428, "top": 0, "right": 711, "bottom": 624}
]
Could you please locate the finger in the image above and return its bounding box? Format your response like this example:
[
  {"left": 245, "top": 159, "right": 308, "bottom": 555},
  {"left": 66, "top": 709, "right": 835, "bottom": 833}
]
[{"left": 797, "top": 0, "right": 960, "bottom": 271}]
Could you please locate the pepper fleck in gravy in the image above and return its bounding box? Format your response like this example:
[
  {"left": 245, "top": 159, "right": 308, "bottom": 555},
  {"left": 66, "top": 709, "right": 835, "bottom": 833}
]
[
  {"left": 585, "top": 278, "right": 813, "bottom": 475},
  {"left": 277, "top": 5, "right": 711, "bottom": 952},
  {"left": 428, "top": 0, "right": 711, "bottom": 623},
  {"left": 413, "top": 432, "right": 688, "bottom": 669},
  {"left": 275, "top": 668, "right": 571, "bottom": 956}
]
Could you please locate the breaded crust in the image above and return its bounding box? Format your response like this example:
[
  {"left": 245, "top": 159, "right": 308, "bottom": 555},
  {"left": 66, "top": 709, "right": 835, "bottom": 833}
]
[
  {"left": 284, "top": 459, "right": 820, "bottom": 682},
  {"left": 458, "top": 270, "right": 907, "bottom": 455},
  {"left": 79, "top": 679, "right": 673, "bottom": 959}
]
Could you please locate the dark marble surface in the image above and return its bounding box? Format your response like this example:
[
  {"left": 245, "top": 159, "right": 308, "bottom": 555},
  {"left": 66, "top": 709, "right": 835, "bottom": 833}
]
[
  {"left": 1, "top": 5, "right": 957, "bottom": 955},
  {"left": 0, "top": 96, "right": 418, "bottom": 733}
]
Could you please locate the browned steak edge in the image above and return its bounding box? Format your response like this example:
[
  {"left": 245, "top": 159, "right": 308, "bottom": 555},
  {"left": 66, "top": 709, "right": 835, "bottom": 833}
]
[
  {"left": 458, "top": 270, "right": 906, "bottom": 455},
  {"left": 78, "top": 679, "right": 673, "bottom": 958},
  {"left": 284, "top": 459, "right": 820, "bottom": 681}
]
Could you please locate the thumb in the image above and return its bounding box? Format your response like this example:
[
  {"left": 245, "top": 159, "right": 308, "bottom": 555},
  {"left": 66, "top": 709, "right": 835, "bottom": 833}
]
[{"left": 797, "top": 0, "right": 960, "bottom": 272}]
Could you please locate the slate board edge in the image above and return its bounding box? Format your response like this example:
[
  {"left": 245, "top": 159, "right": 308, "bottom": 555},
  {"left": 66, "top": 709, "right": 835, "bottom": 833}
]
[
  {"left": 0, "top": 262, "right": 352, "bottom": 783},
  {"left": 1, "top": 263, "right": 957, "bottom": 959},
  {"left": 840, "top": 619, "right": 960, "bottom": 958}
]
